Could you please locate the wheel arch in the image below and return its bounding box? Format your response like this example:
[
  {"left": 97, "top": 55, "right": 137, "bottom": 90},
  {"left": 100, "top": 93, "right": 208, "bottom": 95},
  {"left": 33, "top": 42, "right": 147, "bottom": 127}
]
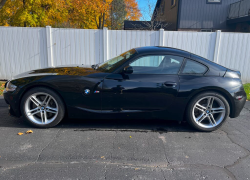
[
  {"left": 183, "top": 88, "right": 235, "bottom": 120},
  {"left": 19, "top": 84, "right": 68, "bottom": 117}
]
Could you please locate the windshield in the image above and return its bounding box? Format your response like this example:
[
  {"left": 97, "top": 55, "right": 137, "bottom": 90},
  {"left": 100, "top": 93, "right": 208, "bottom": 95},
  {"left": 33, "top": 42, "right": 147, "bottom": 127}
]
[{"left": 97, "top": 49, "right": 137, "bottom": 72}]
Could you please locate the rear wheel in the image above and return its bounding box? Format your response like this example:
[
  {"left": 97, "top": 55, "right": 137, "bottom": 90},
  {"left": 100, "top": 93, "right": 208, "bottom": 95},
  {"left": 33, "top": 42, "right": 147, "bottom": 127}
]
[
  {"left": 21, "top": 87, "right": 65, "bottom": 128},
  {"left": 186, "top": 92, "right": 230, "bottom": 132}
]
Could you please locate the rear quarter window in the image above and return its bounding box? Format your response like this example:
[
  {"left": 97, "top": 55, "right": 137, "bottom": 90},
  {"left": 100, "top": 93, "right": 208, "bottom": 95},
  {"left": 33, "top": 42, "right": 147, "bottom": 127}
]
[{"left": 182, "top": 60, "right": 207, "bottom": 74}]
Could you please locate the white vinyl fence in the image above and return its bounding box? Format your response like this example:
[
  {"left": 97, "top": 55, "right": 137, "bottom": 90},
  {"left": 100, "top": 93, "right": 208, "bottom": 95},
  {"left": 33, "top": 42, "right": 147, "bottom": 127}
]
[{"left": 0, "top": 26, "right": 250, "bottom": 82}]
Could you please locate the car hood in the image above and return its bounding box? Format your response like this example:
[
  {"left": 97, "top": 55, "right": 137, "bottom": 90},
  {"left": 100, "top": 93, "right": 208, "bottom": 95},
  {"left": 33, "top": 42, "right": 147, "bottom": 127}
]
[{"left": 13, "top": 66, "right": 104, "bottom": 80}]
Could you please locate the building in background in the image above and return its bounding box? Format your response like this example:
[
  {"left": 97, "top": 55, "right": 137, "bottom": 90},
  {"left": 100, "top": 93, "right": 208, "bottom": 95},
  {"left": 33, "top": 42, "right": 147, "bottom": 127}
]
[
  {"left": 124, "top": 20, "right": 170, "bottom": 30},
  {"left": 152, "top": 0, "right": 250, "bottom": 32},
  {"left": 227, "top": 0, "right": 250, "bottom": 32}
]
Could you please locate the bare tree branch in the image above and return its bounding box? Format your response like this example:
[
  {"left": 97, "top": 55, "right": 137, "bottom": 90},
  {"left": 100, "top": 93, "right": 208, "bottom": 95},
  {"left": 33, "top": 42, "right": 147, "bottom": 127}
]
[{"left": 128, "top": 0, "right": 171, "bottom": 31}]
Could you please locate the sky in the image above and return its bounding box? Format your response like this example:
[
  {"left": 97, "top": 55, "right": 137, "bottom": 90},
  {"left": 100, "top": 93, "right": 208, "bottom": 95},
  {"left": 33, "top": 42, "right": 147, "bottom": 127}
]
[{"left": 137, "top": 0, "right": 157, "bottom": 21}]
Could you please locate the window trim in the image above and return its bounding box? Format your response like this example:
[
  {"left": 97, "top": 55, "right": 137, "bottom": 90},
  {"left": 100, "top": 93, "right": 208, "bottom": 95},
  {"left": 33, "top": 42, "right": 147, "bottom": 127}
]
[
  {"left": 206, "top": 0, "right": 222, "bottom": 4},
  {"left": 179, "top": 59, "right": 209, "bottom": 76},
  {"left": 116, "top": 54, "right": 185, "bottom": 75}
]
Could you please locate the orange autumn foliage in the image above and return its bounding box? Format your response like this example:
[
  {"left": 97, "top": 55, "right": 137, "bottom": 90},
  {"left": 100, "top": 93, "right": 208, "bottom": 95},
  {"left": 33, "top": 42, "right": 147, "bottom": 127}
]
[
  {"left": 0, "top": 0, "right": 141, "bottom": 29},
  {"left": 125, "top": 0, "right": 141, "bottom": 21},
  {"left": 69, "top": 0, "right": 113, "bottom": 29},
  {"left": 0, "top": 0, "right": 70, "bottom": 27}
]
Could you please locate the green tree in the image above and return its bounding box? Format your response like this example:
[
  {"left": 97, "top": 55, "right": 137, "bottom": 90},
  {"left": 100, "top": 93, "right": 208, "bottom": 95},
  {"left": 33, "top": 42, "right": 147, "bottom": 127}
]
[{"left": 110, "top": 0, "right": 127, "bottom": 30}]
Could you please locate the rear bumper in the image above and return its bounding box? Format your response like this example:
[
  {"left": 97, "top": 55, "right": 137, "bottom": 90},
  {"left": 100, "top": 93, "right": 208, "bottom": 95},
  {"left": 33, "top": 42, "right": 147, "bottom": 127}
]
[
  {"left": 3, "top": 90, "right": 21, "bottom": 117},
  {"left": 230, "top": 90, "right": 247, "bottom": 118}
]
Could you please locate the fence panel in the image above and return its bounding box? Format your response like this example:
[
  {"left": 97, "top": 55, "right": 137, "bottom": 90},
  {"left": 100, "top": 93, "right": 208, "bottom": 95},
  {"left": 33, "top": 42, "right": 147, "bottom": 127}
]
[
  {"left": 107, "top": 30, "right": 159, "bottom": 60},
  {"left": 0, "top": 27, "right": 46, "bottom": 80},
  {"left": 1, "top": 27, "right": 250, "bottom": 83},
  {"left": 164, "top": 31, "right": 216, "bottom": 61},
  {"left": 51, "top": 28, "right": 103, "bottom": 67},
  {"left": 217, "top": 33, "right": 250, "bottom": 83}
]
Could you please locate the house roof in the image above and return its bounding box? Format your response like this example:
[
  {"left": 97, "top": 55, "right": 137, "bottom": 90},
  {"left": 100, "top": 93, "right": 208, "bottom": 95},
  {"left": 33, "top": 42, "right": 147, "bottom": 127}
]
[
  {"left": 124, "top": 20, "right": 170, "bottom": 30},
  {"left": 151, "top": 0, "right": 163, "bottom": 21}
]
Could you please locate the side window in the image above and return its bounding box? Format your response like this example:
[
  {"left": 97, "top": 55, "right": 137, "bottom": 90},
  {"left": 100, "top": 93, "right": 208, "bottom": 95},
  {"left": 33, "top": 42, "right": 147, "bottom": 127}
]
[
  {"left": 130, "top": 55, "right": 165, "bottom": 67},
  {"left": 129, "top": 55, "right": 184, "bottom": 74},
  {"left": 182, "top": 60, "right": 207, "bottom": 74}
]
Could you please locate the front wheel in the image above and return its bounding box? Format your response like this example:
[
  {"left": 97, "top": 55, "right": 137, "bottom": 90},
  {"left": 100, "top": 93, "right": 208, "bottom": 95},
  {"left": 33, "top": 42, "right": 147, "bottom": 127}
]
[
  {"left": 186, "top": 92, "right": 230, "bottom": 132},
  {"left": 21, "top": 87, "right": 65, "bottom": 128}
]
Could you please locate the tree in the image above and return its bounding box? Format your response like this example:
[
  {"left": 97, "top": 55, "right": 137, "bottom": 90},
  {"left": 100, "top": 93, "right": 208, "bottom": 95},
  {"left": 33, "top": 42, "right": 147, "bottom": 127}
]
[
  {"left": 109, "top": 0, "right": 127, "bottom": 30},
  {"left": 106, "top": 0, "right": 141, "bottom": 30},
  {"left": 0, "top": 0, "right": 7, "bottom": 9},
  {"left": 0, "top": 0, "right": 70, "bottom": 27},
  {"left": 70, "top": 0, "right": 113, "bottom": 29},
  {"left": 125, "top": 0, "right": 141, "bottom": 21},
  {"left": 0, "top": 0, "right": 140, "bottom": 29},
  {"left": 92, "top": 0, "right": 113, "bottom": 29},
  {"left": 130, "top": 0, "right": 170, "bottom": 30},
  {"left": 68, "top": 0, "right": 96, "bottom": 29}
]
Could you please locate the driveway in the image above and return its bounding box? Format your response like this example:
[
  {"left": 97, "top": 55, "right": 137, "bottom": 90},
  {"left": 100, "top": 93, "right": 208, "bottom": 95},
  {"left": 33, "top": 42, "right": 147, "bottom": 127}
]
[{"left": 0, "top": 96, "right": 249, "bottom": 180}]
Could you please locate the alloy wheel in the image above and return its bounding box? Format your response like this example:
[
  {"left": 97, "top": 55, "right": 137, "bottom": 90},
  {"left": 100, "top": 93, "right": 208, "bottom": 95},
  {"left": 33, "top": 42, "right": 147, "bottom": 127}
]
[
  {"left": 192, "top": 96, "right": 226, "bottom": 129},
  {"left": 24, "top": 92, "right": 59, "bottom": 125}
]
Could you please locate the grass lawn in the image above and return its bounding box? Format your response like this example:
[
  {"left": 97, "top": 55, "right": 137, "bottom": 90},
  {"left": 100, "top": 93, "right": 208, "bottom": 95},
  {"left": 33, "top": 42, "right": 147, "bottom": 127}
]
[
  {"left": 0, "top": 81, "right": 6, "bottom": 96},
  {"left": 243, "top": 83, "right": 250, "bottom": 101}
]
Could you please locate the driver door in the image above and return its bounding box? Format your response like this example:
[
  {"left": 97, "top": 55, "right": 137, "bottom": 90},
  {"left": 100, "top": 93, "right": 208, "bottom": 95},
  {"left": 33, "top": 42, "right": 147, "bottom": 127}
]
[{"left": 101, "top": 54, "right": 184, "bottom": 119}]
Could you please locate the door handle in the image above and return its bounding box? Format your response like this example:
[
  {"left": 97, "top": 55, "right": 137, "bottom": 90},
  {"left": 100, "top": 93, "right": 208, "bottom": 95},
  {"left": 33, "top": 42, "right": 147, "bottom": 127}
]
[{"left": 163, "top": 82, "right": 177, "bottom": 88}]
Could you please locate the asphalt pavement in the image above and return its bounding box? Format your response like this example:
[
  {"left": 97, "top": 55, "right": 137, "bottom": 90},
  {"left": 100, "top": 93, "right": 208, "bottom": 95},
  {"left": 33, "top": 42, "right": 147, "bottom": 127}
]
[{"left": 0, "top": 96, "right": 250, "bottom": 180}]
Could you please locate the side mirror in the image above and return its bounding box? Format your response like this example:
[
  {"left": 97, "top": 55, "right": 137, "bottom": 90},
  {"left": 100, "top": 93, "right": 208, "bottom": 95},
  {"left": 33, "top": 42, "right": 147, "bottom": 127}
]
[{"left": 123, "top": 66, "right": 133, "bottom": 74}]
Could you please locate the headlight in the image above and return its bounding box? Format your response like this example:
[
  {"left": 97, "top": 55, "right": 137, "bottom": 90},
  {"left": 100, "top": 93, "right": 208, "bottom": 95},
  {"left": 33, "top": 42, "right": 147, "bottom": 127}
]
[{"left": 5, "top": 81, "right": 17, "bottom": 92}]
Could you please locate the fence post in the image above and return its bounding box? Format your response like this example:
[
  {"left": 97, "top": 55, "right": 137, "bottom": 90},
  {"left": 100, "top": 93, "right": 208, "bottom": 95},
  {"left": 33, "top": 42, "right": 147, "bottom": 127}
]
[
  {"left": 159, "top": 28, "right": 165, "bottom": 46},
  {"left": 46, "top": 26, "right": 54, "bottom": 67},
  {"left": 213, "top": 30, "right": 222, "bottom": 63},
  {"left": 103, "top": 27, "right": 108, "bottom": 62}
]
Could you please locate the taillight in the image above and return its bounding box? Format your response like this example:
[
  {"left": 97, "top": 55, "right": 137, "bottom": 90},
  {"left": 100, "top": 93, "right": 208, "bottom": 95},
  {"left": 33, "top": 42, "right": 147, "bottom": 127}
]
[{"left": 224, "top": 70, "right": 241, "bottom": 79}]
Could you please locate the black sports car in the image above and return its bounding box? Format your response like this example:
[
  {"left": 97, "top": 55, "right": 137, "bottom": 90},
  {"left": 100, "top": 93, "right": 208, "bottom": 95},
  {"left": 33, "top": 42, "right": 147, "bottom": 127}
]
[{"left": 3, "top": 46, "right": 246, "bottom": 131}]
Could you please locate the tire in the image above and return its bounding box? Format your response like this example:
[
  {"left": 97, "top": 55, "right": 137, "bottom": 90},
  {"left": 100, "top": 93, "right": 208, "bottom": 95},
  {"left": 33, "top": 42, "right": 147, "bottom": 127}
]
[
  {"left": 21, "top": 87, "right": 65, "bottom": 128},
  {"left": 186, "top": 91, "right": 230, "bottom": 132}
]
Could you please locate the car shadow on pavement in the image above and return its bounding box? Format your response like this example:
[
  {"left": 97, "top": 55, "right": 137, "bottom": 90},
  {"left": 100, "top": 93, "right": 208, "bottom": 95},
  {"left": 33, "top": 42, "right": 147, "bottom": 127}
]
[{"left": 60, "top": 118, "right": 195, "bottom": 133}]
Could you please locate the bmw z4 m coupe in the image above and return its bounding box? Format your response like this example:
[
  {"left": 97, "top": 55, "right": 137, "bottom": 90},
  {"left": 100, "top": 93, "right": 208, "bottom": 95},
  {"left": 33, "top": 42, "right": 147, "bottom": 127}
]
[{"left": 3, "top": 46, "right": 246, "bottom": 131}]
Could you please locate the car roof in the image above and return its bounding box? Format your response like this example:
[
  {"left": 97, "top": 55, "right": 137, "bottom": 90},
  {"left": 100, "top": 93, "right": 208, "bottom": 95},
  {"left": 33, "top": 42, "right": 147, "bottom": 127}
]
[
  {"left": 134, "top": 46, "right": 228, "bottom": 76},
  {"left": 134, "top": 46, "right": 191, "bottom": 58}
]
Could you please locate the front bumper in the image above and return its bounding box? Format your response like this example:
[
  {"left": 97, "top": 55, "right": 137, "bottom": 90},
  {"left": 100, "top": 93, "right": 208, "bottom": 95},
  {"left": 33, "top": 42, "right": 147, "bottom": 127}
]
[{"left": 3, "top": 90, "right": 21, "bottom": 117}]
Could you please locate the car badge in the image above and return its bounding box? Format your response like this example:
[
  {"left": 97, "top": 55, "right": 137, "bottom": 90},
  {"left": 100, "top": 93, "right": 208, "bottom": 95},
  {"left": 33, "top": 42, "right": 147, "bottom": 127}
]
[
  {"left": 84, "top": 89, "right": 90, "bottom": 95},
  {"left": 94, "top": 91, "right": 100, "bottom": 94}
]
